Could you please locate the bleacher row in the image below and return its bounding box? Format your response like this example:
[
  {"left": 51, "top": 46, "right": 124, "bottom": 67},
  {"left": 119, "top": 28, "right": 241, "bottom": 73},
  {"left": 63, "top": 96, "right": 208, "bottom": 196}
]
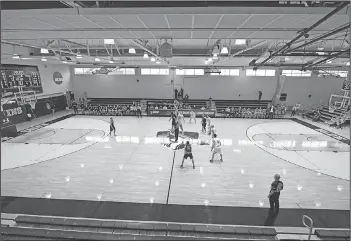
[
  {"left": 85, "top": 98, "right": 272, "bottom": 117},
  {"left": 1, "top": 214, "right": 349, "bottom": 241},
  {"left": 88, "top": 98, "right": 271, "bottom": 110}
]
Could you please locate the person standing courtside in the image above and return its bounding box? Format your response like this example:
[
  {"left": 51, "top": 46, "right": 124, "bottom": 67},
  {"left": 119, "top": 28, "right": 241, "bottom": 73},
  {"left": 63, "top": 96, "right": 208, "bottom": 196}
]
[
  {"left": 180, "top": 141, "right": 195, "bottom": 169},
  {"left": 109, "top": 117, "right": 116, "bottom": 137},
  {"left": 268, "top": 174, "right": 283, "bottom": 212}
]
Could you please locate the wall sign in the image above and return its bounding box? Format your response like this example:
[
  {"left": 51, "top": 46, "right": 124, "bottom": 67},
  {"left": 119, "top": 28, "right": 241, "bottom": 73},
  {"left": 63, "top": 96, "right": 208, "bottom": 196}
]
[
  {"left": 1, "top": 64, "right": 43, "bottom": 96},
  {"left": 53, "top": 72, "right": 64, "bottom": 85}
]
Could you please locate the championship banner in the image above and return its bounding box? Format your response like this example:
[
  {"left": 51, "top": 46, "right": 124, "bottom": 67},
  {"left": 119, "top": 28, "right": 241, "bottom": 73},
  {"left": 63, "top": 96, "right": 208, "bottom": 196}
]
[{"left": 341, "top": 78, "right": 350, "bottom": 91}]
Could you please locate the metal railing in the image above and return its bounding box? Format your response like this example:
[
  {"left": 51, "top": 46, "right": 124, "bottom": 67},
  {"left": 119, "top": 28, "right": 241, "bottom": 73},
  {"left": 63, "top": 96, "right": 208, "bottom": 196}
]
[{"left": 302, "top": 215, "right": 314, "bottom": 240}]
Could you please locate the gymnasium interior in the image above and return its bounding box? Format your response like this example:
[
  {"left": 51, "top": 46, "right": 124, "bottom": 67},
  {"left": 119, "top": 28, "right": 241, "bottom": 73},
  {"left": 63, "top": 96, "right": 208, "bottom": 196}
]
[{"left": 1, "top": 1, "right": 350, "bottom": 240}]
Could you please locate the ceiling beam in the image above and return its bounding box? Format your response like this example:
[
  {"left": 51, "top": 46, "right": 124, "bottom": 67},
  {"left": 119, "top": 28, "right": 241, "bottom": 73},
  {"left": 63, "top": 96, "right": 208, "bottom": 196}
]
[
  {"left": 303, "top": 48, "right": 350, "bottom": 69},
  {"left": 253, "top": 1, "right": 349, "bottom": 69},
  {"left": 286, "top": 23, "right": 350, "bottom": 53}
]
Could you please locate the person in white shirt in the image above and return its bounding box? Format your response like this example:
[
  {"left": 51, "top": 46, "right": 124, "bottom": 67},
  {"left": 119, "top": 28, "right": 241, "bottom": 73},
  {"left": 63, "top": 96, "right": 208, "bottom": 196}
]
[
  {"left": 201, "top": 106, "right": 206, "bottom": 110},
  {"left": 210, "top": 134, "right": 223, "bottom": 163},
  {"left": 189, "top": 110, "right": 196, "bottom": 124}
]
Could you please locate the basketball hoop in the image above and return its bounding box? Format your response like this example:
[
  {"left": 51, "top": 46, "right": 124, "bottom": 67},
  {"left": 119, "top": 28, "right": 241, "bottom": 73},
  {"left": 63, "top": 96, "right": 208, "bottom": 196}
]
[{"left": 329, "top": 94, "right": 349, "bottom": 112}]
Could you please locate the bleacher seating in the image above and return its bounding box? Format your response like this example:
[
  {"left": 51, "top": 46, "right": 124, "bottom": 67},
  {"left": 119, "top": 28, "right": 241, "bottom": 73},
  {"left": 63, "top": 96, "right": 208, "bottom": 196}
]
[
  {"left": 1, "top": 214, "right": 349, "bottom": 241},
  {"left": 305, "top": 106, "right": 348, "bottom": 122},
  {"left": 88, "top": 98, "right": 271, "bottom": 113}
]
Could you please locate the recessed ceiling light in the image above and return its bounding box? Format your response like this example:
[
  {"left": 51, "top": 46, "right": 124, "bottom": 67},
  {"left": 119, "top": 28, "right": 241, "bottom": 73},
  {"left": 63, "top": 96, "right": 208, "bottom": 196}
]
[
  {"left": 104, "top": 39, "right": 115, "bottom": 45},
  {"left": 129, "top": 47, "right": 136, "bottom": 54},
  {"left": 221, "top": 46, "right": 229, "bottom": 54},
  {"left": 235, "top": 39, "right": 246, "bottom": 45},
  {"left": 150, "top": 57, "right": 156, "bottom": 62},
  {"left": 143, "top": 53, "right": 149, "bottom": 59},
  {"left": 40, "top": 48, "right": 49, "bottom": 54},
  {"left": 95, "top": 57, "right": 100, "bottom": 62}
]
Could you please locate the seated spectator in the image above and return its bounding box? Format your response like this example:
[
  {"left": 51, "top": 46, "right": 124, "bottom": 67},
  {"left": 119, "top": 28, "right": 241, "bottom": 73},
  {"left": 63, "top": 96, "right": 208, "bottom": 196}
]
[
  {"left": 254, "top": 108, "right": 259, "bottom": 118},
  {"left": 155, "top": 106, "right": 159, "bottom": 110},
  {"left": 184, "top": 93, "right": 189, "bottom": 103},
  {"left": 163, "top": 105, "right": 167, "bottom": 110},
  {"left": 312, "top": 109, "right": 321, "bottom": 122},
  {"left": 201, "top": 106, "right": 206, "bottom": 110}
]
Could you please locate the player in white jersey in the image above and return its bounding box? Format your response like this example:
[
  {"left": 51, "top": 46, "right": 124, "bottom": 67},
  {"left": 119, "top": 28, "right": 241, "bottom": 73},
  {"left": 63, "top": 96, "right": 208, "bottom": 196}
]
[
  {"left": 210, "top": 134, "right": 223, "bottom": 163},
  {"left": 206, "top": 116, "right": 212, "bottom": 135},
  {"left": 177, "top": 112, "right": 185, "bottom": 133},
  {"left": 189, "top": 110, "right": 196, "bottom": 124}
]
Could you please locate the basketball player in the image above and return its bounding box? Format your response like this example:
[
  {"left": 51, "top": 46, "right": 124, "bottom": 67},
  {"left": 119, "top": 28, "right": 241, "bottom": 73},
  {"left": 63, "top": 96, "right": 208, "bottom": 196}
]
[
  {"left": 206, "top": 116, "right": 211, "bottom": 135},
  {"left": 177, "top": 112, "right": 185, "bottom": 133},
  {"left": 210, "top": 124, "right": 216, "bottom": 137},
  {"left": 189, "top": 110, "right": 196, "bottom": 123},
  {"left": 169, "top": 112, "right": 177, "bottom": 133},
  {"left": 210, "top": 134, "right": 223, "bottom": 163},
  {"left": 180, "top": 141, "right": 195, "bottom": 169},
  {"left": 201, "top": 114, "right": 207, "bottom": 133},
  {"left": 109, "top": 117, "right": 116, "bottom": 137}
]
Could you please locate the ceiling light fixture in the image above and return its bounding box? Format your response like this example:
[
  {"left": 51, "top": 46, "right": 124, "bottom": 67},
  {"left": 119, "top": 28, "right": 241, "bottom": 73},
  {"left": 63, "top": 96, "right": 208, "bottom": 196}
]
[
  {"left": 95, "top": 57, "right": 100, "bottom": 62},
  {"left": 221, "top": 46, "right": 229, "bottom": 54},
  {"left": 151, "top": 57, "right": 156, "bottom": 62},
  {"left": 104, "top": 39, "right": 115, "bottom": 45},
  {"left": 129, "top": 47, "right": 136, "bottom": 54},
  {"left": 40, "top": 48, "right": 49, "bottom": 54},
  {"left": 235, "top": 39, "right": 246, "bottom": 45},
  {"left": 143, "top": 53, "right": 149, "bottom": 59}
]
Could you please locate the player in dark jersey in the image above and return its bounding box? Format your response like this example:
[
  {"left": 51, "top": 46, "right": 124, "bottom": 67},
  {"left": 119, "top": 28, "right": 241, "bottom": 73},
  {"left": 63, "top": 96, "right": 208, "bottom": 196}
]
[
  {"left": 180, "top": 141, "right": 195, "bottom": 169},
  {"left": 201, "top": 114, "right": 206, "bottom": 133},
  {"left": 109, "top": 117, "right": 116, "bottom": 137},
  {"left": 169, "top": 112, "right": 177, "bottom": 131}
]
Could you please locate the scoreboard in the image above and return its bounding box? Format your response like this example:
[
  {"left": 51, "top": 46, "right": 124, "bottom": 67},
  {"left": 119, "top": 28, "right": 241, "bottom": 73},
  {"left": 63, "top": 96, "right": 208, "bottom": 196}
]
[{"left": 1, "top": 64, "right": 43, "bottom": 96}]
